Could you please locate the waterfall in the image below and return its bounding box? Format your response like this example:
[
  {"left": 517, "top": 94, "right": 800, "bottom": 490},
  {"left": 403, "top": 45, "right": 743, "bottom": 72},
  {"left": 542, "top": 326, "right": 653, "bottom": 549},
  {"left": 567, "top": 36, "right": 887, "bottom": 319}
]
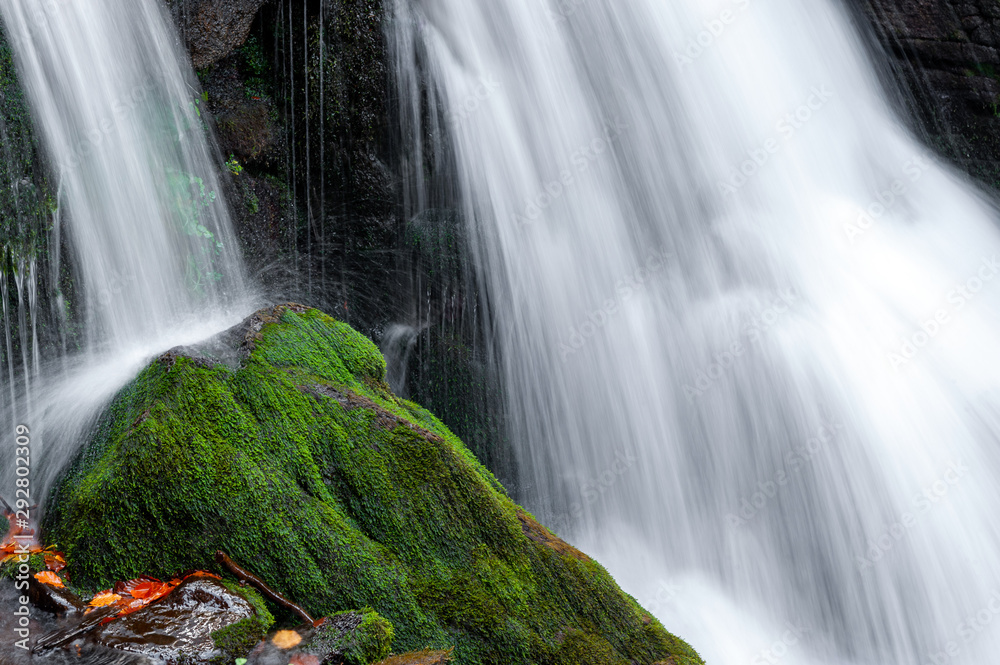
[
  {"left": 393, "top": 0, "right": 1000, "bottom": 663},
  {"left": 0, "top": 0, "right": 254, "bottom": 503}
]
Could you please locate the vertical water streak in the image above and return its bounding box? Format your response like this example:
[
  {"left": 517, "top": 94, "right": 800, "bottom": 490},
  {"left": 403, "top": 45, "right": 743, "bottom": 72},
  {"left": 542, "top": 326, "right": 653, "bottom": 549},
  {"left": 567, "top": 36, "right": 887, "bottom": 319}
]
[
  {"left": 1, "top": 259, "right": 14, "bottom": 424},
  {"left": 48, "top": 195, "right": 69, "bottom": 373},
  {"left": 13, "top": 256, "right": 29, "bottom": 414},
  {"left": 0, "top": 0, "right": 249, "bottom": 353},
  {"left": 393, "top": 0, "right": 1000, "bottom": 663},
  {"left": 28, "top": 256, "right": 37, "bottom": 386},
  {"left": 319, "top": 0, "right": 326, "bottom": 289}
]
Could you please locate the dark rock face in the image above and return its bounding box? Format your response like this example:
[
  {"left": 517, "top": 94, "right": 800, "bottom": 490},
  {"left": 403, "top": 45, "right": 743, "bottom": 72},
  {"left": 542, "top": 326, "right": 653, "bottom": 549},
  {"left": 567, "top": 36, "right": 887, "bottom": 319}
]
[
  {"left": 0, "top": 27, "right": 76, "bottom": 377},
  {"left": 192, "top": 0, "right": 399, "bottom": 323},
  {"left": 855, "top": 0, "right": 1000, "bottom": 187},
  {"left": 167, "top": 0, "right": 270, "bottom": 68}
]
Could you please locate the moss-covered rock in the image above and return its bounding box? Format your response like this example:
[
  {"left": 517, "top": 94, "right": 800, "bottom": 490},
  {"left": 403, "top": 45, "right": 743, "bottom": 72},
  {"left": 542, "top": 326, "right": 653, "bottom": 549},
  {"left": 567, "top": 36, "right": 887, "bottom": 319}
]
[
  {"left": 211, "top": 582, "right": 274, "bottom": 661},
  {"left": 44, "top": 304, "right": 702, "bottom": 665},
  {"left": 304, "top": 608, "right": 393, "bottom": 665}
]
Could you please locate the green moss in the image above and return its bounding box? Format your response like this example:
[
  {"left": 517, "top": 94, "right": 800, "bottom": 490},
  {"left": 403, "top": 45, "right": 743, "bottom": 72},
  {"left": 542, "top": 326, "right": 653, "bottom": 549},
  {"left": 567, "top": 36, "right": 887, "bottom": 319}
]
[
  {"left": 210, "top": 580, "right": 274, "bottom": 662},
  {"left": 551, "top": 629, "right": 627, "bottom": 665},
  {"left": 322, "top": 608, "right": 393, "bottom": 665},
  {"left": 44, "top": 305, "right": 702, "bottom": 665},
  {"left": 0, "top": 553, "right": 45, "bottom": 579}
]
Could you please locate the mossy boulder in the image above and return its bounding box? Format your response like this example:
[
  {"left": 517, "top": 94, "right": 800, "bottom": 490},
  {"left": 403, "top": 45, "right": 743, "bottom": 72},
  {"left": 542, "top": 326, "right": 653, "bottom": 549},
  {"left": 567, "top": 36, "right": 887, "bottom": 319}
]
[{"left": 44, "top": 304, "right": 702, "bottom": 665}]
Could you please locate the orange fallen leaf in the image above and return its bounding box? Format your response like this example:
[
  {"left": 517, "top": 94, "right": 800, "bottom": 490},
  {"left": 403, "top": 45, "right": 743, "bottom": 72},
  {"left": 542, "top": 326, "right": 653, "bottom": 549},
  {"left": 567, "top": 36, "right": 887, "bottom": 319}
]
[
  {"left": 115, "top": 576, "right": 160, "bottom": 596},
  {"left": 143, "top": 582, "right": 175, "bottom": 604},
  {"left": 272, "top": 630, "right": 302, "bottom": 649},
  {"left": 88, "top": 591, "right": 122, "bottom": 608},
  {"left": 109, "top": 596, "right": 152, "bottom": 621},
  {"left": 130, "top": 581, "right": 160, "bottom": 599},
  {"left": 34, "top": 571, "right": 64, "bottom": 587},
  {"left": 84, "top": 570, "right": 225, "bottom": 626}
]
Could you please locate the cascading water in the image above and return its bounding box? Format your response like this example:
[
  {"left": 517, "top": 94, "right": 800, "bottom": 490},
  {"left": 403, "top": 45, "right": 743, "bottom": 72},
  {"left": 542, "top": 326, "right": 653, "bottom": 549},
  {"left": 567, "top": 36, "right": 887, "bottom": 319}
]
[
  {"left": 0, "top": 0, "right": 253, "bottom": 502},
  {"left": 393, "top": 0, "right": 1000, "bottom": 663}
]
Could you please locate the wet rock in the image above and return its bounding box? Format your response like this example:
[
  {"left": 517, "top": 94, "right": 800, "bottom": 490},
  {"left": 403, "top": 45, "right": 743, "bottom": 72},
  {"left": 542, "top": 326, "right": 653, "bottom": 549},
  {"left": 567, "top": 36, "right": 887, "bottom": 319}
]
[
  {"left": 856, "top": 0, "right": 1000, "bottom": 188},
  {"left": 88, "top": 573, "right": 261, "bottom": 663},
  {"left": 28, "top": 575, "right": 87, "bottom": 616},
  {"left": 168, "top": 0, "right": 269, "bottom": 68},
  {"left": 0, "top": 579, "right": 152, "bottom": 665}
]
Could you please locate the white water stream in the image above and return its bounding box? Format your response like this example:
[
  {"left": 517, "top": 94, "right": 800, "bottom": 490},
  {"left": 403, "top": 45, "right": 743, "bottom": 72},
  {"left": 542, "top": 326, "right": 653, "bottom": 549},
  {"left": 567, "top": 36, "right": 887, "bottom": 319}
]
[
  {"left": 0, "top": 0, "right": 253, "bottom": 504},
  {"left": 393, "top": 1, "right": 1000, "bottom": 663}
]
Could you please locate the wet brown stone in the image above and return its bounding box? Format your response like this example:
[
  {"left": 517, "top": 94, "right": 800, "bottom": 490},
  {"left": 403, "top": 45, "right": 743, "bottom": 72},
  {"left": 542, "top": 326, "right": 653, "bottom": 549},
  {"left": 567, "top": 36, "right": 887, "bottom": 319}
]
[{"left": 88, "top": 573, "right": 255, "bottom": 663}]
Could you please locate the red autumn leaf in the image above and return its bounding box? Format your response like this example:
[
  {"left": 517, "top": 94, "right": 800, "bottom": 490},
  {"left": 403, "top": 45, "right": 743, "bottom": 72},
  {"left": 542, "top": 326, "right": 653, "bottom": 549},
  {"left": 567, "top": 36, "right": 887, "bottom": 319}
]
[
  {"left": 34, "top": 571, "right": 64, "bottom": 587},
  {"left": 44, "top": 552, "right": 66, "bottom": 572},
  {"left": 141, "top": 582, "right": 174, "bottom": 604}
]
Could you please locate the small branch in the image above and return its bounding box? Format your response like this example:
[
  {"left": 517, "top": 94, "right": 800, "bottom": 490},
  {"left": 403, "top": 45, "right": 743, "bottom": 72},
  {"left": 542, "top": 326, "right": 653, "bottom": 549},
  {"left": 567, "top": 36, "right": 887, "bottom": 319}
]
[{"left": 215, "top": 550, "right": 316, "bottom": 626}]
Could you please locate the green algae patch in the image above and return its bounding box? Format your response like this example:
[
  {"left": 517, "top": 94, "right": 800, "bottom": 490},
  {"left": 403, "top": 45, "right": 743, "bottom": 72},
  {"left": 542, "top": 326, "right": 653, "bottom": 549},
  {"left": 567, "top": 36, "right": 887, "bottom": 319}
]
[{"left": 44, "top": 305, "right": 703, "bottom": 665}]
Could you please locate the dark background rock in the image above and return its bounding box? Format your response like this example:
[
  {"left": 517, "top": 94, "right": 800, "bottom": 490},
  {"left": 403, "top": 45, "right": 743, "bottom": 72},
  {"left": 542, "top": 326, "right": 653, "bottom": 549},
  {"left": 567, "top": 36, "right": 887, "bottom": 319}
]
[
  {"left": 851, "top": 0, "right": 1000, "bottom": 189},
  {"left": 167, "top": 0, "right": 270, "bottom": 68},
  {"left": 189, "top": 0, "right": 511, "bottom": 483}
]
